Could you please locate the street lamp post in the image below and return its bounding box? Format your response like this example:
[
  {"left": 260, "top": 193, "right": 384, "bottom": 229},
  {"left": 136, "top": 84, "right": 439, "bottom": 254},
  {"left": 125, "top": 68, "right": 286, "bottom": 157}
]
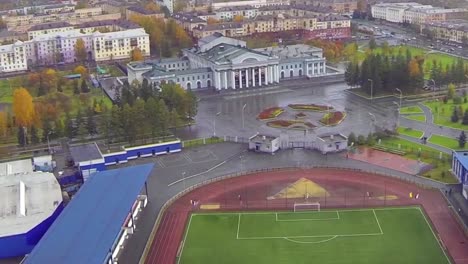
[
  {"left": 368, "top": 112, "right": 376, "bottom": 134},
  {"left": 396, "top": 88, "right": 402, "bottom": 110},
  {"left": 213, "top": 112, "right": 221, "bottom": 137},
  {"left": 367, "top": 79, "right": 374, "bottom": 102},
  {"left": 47, "top": 131, "right": 52, "bottom": 154},
  {"left": 429, "top": 79, "right": 436, "bottom": 101},
  {"left": 241, "top": 104, "right": 247, "bottom": 129},
  {"left": 393, "top": 101, "right": 401, "bottom": 128}
]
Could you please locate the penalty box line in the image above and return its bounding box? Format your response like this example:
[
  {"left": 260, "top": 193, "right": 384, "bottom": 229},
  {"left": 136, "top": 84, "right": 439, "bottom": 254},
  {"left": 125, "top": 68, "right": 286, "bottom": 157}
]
[
  {"left": 237, "top": 211, "right": 384, "bottom": 241},
  {"left": 275, "top": 211, "right": 340, "bottom": 222}
]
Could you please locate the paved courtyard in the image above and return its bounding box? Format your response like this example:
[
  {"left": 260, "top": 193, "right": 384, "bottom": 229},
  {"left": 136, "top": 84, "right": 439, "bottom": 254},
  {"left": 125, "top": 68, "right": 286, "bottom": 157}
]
[{"left": 175, "top": 78, "right": 400, "bottom": 141}]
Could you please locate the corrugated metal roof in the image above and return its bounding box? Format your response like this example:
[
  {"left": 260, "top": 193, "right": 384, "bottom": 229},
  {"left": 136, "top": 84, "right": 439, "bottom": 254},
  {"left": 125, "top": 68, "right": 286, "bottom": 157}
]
[{"left": 24, "top": 163, "right": 154, "bottom": 264}]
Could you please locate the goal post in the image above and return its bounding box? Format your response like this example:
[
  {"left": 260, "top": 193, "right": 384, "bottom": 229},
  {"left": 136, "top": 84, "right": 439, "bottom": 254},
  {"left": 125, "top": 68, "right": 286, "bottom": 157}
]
[{"left": 294, "top": 202, "right": 320, "bottom": 212}]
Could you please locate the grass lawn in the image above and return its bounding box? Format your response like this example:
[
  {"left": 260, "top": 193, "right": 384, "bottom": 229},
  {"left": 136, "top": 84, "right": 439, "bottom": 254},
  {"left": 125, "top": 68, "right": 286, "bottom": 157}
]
[
  {"left": 399, "top": 106, "right": 423, "bottom": 114},
  {"left": 397, "top": 127, "right": 424, "bottom": 138},
  {"left": 179, "top": 208, "right": 449, "bottom": 264},
  {"left": 424, "top": 100, "right": 468, "bottom": 129},
  {"left": 428, "top": 134, "right": 462, "bottom": 150},
  {"left": 404, "top": 115, "right": 426, "bottom": 122},
  {"left": 377, "top": 137, "right": 456, "bottom": 183}
]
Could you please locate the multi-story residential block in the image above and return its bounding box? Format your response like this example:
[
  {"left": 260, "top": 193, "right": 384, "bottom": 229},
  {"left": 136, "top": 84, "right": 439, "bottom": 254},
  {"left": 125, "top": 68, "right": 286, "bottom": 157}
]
[
  {"left": 293, "top": 0, "right": 357, "bottom": 14},
  {"left": 172, "top": 12, "right": 207, "bottom": 31},
  {"left": 212, "top": 0, "right": 290, "bottom": 10},
  {"left": 28, "top": 22, "right": 75, "bottom": 40},
  {"left": 424, "top": 19, "right": 468, "bottom": 44},
  {"left": 78, "top": 19, "right": 140, "bottom": 34},
  {"left": 2, "top": 7, "right": 121, "bottom": 33},
  {"left": 0, "top": 41, "right": 27, "bottom": 73},
  {"left": 371, "top": 2, "right": 468, "bottom": 24},
  {"left": 93, "top": 28, "right": 150, "bottom": 61},
  {"left": 215, "top": 6, "right": 258, "bottom": 20},
  {"left": 192, "top": 13, "right": 350, "bottom": 39},
  {"left": 126, "top": 5, "right": 165, "bottom": 20}
]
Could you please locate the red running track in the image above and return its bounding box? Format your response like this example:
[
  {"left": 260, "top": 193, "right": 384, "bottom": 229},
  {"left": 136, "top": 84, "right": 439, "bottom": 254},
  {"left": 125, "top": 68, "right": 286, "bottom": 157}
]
[{"left": 144, "top": 168, "right": 468, "bottom": 264}]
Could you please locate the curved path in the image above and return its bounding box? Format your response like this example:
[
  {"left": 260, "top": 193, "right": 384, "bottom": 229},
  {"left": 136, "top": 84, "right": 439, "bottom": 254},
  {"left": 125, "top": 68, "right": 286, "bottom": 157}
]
[{"left": 144, "top": 168, "right": 468, "bottom": 264}]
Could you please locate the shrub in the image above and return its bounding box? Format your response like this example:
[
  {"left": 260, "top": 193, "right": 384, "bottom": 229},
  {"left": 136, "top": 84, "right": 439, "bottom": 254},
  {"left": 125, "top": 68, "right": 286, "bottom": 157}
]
[
  {"left": 453, "top": 96, "right": 462, "bottom": 104},
  {"left": 443, "top": 96, "right": 448, "bottom": 104},
  {"left": 357, "top": 135, "right": 366, "bottom": 145},
  {"left": 348, "top": 132, "right": 356, "bottom": 146},
  {"left": 366, "top": 133, "right": 376, "bottom": 146}
]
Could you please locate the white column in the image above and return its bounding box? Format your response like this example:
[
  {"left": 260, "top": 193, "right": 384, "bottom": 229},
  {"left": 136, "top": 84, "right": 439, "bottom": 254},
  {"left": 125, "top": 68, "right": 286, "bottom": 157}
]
[
  {"left": 258, "top": 67, "right": 262, "bottom": 86},
  {"left": 231, "top": 70, "right": 235, "bottom": 89},
  {"left": 312, "top": 63, "right": 315, "bottom": 76},
  {"left": 276, "top": 65, "right": 280, "bottom": 82},
  {"left": 252, "top": 68, "right": 256, "bottom": 87},
  {"left": 239, "top": 70, "right": 243, "bottom": 89},
  {"left": 269, "top": 66, "right": 273, "bottom": 83},
  {"left": 264, "top": 66, "right": 268, "bottom": 85},
  {"left": 306, "top": 63, "right": 309, "bottom": 77},
  {"left": 224, "top": 71, "right": 228, "bottom": 89},
  {"left": 245, "top": 69, "right": 249, "bottom": 88},
  {"left": 216, "top": 71, "right": 221, "bottom": 90}
]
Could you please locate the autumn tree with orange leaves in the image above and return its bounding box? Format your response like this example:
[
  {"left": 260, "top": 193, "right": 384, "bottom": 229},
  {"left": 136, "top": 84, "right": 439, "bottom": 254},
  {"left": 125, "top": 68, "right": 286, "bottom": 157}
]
[{"left": 13, "top": 88, "right": 35, "bottom": 127}]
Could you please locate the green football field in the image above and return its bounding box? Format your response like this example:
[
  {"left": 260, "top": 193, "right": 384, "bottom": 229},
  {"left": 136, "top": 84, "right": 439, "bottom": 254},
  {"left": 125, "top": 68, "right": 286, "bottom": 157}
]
[{"left": 178, "top": 207, "right": 451, "bottom": 264}]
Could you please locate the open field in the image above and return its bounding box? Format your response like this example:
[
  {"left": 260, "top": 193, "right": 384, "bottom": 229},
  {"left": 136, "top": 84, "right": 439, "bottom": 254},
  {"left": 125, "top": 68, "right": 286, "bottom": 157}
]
[
  {"left": 397, "top": 127, "right": 424, "bottom": 138},
  {"left": 400, "top": 106, "right": 423, "bottom": 114},
  {"left": 424, "top": 100, "right": 468, "bottom": 129},
  {"left": 428, "top": 134, "right": 462, "bottom": 150},
  {"left": 179, "top": 207, "right": 449, "bottom": 264}
]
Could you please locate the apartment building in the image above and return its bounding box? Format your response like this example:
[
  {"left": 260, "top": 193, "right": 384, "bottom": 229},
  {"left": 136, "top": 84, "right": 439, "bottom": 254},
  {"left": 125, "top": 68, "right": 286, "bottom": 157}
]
[
  {"left": 0, "top": 41, "right": 27, "bottom": 73},
  {"left": 2, "top": 7, "right": 121, "bottom": 33},
  {"left": 424, "top": 19, "right": 468, "bottom": 44},
  {"left": 126, "top": 5, "right": 165, "bottom": 20},
  {"left": 192, "top": 13, "right": 350, "bottom": 39},
  {"left": 93, "top": 28, "right": 150, "bottom": 61},
  {"left": 293, "top": 0, "right": 357, "bottom": 14},
  {"left": 212, "top": 0, "right": 290, "bottom": 10},
  {"left": 371, "top": 2, "right": 468, "bottom": 24},
  {"left": 172, "top": 12, "right": 207, "bottom": 31},
  {"left": 216, "top": 6, "right": 258, "bottom": 20},
  {"left": 28, "top": 22, "right": 75, "bottom": 40}
]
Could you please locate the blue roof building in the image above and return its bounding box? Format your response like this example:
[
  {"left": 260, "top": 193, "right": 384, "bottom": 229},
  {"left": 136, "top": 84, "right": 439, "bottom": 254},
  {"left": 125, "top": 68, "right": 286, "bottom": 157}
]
[
  {"left": 24, "top": 163, "right": 154, "bottom": 264},
  {"left": 452, "top": 151, "right": 468, "bottom": 199}
]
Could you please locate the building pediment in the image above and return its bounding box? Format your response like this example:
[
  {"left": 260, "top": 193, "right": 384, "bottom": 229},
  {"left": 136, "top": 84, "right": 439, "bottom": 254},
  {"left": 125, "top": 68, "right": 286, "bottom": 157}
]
[{"left": 231, "top": 52, "right": 270, "bottom": 65}]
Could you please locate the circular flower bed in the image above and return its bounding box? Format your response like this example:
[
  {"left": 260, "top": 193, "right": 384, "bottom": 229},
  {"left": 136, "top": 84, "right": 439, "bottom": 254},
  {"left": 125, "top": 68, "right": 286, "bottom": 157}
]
[
  {"left": 288, "top": 104, "right": 334, "bottom": 112},
  {"left": 319, "top": 111, "right": 346, "bottom": 126},
  {"left": 267, "top": 120, "right": 316, "bottom": 129},
  {"left": 257, "top": 107, "right": 284, "bottom": 120}
]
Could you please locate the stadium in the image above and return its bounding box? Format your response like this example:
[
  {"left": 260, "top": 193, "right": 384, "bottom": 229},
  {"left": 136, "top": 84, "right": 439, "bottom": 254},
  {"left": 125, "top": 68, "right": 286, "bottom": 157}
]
[{"left": 132, "top": 147, "right": 468, "bottom": 264}]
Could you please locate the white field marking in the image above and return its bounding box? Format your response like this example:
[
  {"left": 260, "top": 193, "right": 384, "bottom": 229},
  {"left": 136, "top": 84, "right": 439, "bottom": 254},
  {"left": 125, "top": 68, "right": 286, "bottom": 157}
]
[
  {"left": 237, "top": 232, "right": 384, "bottom": 241},
  {"left": 417, "top": 207, "right": 451, "bottom": 264},
  {"left": 275, "top": 211, "right": 340, "bottom": 222},
  {"left": 168, "top": 160, "right": 227, "bottom": 186},
  {"left": 236, "top": 214, "right": 241, "bottom": 239},
  {"left": 191, "top": 206, "right": 421, "bottom": 216},
  {"left": 373, "top": 210, "right": 384, "bottom": 235},
  {"left": 283, "top": 235, "right": 338, "bottom": 244},
  {"left": 177, "top": 214, "right": 193, "bottom": 264},
  {"left": 182, "top": 153, "right": 193, "bottom": 163}
]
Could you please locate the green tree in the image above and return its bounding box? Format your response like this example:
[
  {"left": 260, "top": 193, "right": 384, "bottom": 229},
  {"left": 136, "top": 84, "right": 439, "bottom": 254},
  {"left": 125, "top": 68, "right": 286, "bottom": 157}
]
[
  {"left": 64, "top": 113, "right": 74, "bottom": 139},
  {"left": 17, "top": 127, "right": 27, "bottom": 146},
  {"left": 121, "top": 104, "right": 136, "bottom": 143},
  {"left": 77, "top": 122, "right": 88, "bottom": 142},
  {"left": 74, "top": 38, "right": 87, "bottom": 63},
  {"left": 186, "top": 89, "right": 198, "bottom": 120},
  {"left": 447, "top": 83, "right": 455, "bottom": 99},
  {"left": 41, "top": 120, "right": 52, "bottom": 143},
  {"left": 75, "top": 109, "right": 83, "bottom": 133},
  {"left": 368, "top": 37, "right": 377, "bottom": 50},
  {"left": 451, "top": 108, "right": 459, "bottom": 123},
  {"left": 73, "top": 79, "right": 80, "bottom": 95},
  {"left": 54, "top": 119, "right": 64, "bottom": 138},
  {"left": 459, "top": 131, "right": 466, "bottom": 148},
  {"left": 86, "top": 108, "right": 96, "bottom": 136},
  {"left": 348, "top": 132, "right": 356, "bottom": 145},
  {"left": 81, "top": 79, "right": 90, "bottom": 93},
  {"left": 110, "top": 105, "right": 123, "bottom": 139},
  {"left": 462, "top": 110, "right": 468, "bottom": 125},
  {"left": 133, "top": 99, "right": 148, "bottom": 140},
  {"left": 30, "top": 125, "right": 39, "bottom": 144}
]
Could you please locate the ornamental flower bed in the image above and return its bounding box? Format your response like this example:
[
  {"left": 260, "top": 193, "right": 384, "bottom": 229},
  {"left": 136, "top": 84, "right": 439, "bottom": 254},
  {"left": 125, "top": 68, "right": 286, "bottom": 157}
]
[
  {"left": 295, "top": 112, "right": 307, "bottom": 119},
  {"left": 320, "top": 111, "right": 345, "bottom": 126},
  {"left": 288, "top": 104, "right": 334, "bottom": 112},
  {"left": 267, "top": 120, "right": 316, "bottom": 129},
  {"left": 257, "top": 107, "right": 284, "bottom": 120}
]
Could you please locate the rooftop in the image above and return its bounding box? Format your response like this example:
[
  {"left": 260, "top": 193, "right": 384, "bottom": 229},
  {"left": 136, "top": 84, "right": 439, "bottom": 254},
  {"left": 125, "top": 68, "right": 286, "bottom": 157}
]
[
  {"left": 69, "top": 143, "right": 103, "bottom": 164},
  {"left": 0, "top": 159, "right": 33, "bottom": 176},
  {"left": 29, "top": 21, "right": 72, "bottom": 31},
  {"left": 318, "top": 133, "right": 348, "bottom": 143},
  {"left": 425, "top": 19, "right": 468, "bottom": 31},
  {"left": 250, "top": 134, "right": 278, "bottom": 143},
  {"left": 454, "top": 151, "right": 468, "bottom": 172},
  {"left": 127, "top": 5, "right": 163, "bottom": 15},
  {"left": 78, "top": 19, "right": 140, "bottom": 30},
  {"left": 172, "top": 12, "right": 206, "bottom": 23},
  {"left": 0, "top": 171, "right": 62, "bottom": 237},
  {"left": 24, "top": 164, "right": 154, "bottom": 264},
  {"left": 217, "top": 5, "right": 256, "bottom": 11},
  {"left": 256, "top": 44, "right": 322, "bottom": 59}
]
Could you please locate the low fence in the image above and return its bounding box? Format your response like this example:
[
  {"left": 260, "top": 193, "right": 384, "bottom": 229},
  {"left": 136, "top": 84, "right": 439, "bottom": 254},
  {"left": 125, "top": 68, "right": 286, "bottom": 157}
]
[{"left": 139, "top": 165, "right": 443, "bottom": 264}]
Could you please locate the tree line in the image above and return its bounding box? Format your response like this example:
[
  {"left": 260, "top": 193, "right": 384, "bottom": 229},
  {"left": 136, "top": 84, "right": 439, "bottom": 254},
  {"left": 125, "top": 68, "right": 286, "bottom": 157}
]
[
  {"left": 100, "top": 81, "right": 197, "bottom": 145},
  {"left": 345, "top": 44, "right": 467, "bottom": 95}
]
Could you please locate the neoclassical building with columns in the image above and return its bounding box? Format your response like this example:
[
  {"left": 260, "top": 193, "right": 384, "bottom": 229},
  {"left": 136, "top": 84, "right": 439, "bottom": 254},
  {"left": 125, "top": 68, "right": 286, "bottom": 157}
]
[{"left": 127, "top": 33, "right": 330, "bottom": 91}]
